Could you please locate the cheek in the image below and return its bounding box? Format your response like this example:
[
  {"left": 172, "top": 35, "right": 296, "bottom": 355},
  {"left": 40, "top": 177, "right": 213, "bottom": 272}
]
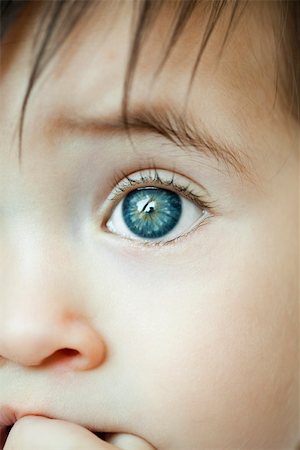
[
  {"left": 119, "top": 232, "right": 298, "bottom": 448},
  {"left": 85, "top": 185, "right": 297, "bottom": 450},
  {"left": 143, "top": 308, "right": 295, "bottom": 446}
]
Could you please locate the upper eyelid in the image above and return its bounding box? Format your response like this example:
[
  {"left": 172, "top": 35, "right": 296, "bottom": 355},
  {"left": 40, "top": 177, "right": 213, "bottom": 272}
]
[{"left": 106, "top": 168, "right": 217, "bottom": 211}]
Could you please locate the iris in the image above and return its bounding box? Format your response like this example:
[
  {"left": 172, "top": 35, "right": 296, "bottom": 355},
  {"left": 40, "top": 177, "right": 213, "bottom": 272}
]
[{"left": 122, "top": 187, "right": 182, "bottom": 239}]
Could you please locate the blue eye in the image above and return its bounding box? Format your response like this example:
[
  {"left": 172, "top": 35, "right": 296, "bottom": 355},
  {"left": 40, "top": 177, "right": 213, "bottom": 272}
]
[
  {"left": 122, "top": 187, "right": 182, "bottom": 239},
  {"left": 105, "top": 169, "right": 212, "bottom": 245}
]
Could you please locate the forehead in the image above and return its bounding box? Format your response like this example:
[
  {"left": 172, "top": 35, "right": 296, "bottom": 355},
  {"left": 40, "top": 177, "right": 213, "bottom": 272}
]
[
  {"left": 49, "top": 1, "right": 276, "bottom": 98},
  {"left": 28, "top": 1, "right": 287, "bottom": 172},
  {"left": 35, "top": 1, "right": 283, "bottom": 138},
  {"left": 48, "top": 1, "right": 277, "bottom": 108},
  {"left": 2, "top": 0, "right": 295, "bottom": 182}
]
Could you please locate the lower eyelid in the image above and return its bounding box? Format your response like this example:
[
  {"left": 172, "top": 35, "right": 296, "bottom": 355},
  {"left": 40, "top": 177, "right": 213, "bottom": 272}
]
[{"left": 125, "top": 214, "right": 212, "bottom": 249}]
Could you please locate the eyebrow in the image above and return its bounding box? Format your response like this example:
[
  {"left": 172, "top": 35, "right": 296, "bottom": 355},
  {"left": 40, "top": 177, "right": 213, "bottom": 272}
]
[{"left": 56, "top": 103, "right": 255, "bottom": 183}]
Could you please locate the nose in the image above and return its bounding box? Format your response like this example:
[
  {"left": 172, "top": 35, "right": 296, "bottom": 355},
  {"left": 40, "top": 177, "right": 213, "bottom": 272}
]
[{"left": 0, "top": 229, "right": 106, "bottom": 371}]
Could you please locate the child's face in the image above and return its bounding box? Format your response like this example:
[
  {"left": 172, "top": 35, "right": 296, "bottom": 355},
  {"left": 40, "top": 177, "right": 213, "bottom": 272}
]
[{"left": 0, "top": 2, "right": 299, "bottom": 449}]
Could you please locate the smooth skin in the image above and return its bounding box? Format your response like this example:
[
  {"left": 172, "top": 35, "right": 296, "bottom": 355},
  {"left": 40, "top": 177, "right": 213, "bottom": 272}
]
[{"left": 0, "top": 1, "right": 299, "bottom": 449}]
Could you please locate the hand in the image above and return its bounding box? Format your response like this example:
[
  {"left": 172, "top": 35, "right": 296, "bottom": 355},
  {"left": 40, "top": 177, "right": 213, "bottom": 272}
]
[{"left": 3, "top": 416, "right": 156, "bottom": 450}]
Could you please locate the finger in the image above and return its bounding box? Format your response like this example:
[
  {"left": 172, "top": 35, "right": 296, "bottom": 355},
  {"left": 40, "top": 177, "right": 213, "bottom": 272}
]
[
  {"left": 105, "top": 432, "right": 156, "bottom": 450},
  {"left": 4, "top": 416, "right": 112, "bottom": 450},
  {"left": 4, "top": 416, "right": 155, "bottom": 450}
]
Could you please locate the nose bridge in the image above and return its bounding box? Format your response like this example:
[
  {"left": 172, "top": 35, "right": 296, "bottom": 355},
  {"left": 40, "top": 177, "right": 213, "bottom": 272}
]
[
  {"left": 1, "top": 210, "right": 81, "bottom": 317},
  {"left": 0, "top": 214, "right": 105, "bottom": 370},
  {"left": 2, "top": 214, "right": 67, "bottom": 320},
  {"left": 2, "top": 209, "right": 66, "bottom": 281}
]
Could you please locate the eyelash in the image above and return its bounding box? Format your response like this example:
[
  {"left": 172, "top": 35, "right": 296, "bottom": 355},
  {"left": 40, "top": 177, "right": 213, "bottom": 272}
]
[{"left": 102, "top": 167, "right": 216, "bottom": 247}]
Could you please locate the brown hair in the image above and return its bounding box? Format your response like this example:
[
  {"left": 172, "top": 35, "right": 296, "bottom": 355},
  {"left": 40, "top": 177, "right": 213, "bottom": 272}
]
[{"left": 1, "top": 0, "right": 299, "bottom": 163}]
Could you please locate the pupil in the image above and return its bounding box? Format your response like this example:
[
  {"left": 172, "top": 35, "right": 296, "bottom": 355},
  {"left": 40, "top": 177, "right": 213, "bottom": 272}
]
[{"left": 122, "top": 188, "right": 182, "bottom": 239}]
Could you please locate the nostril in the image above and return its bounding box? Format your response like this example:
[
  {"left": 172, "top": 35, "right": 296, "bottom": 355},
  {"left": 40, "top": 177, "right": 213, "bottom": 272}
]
[
  {"left": 42, "top": 348, "right": 80, "bottom": 368},
  {"left": 60, "top": 349, "right": 80, "bottom": 357}
]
